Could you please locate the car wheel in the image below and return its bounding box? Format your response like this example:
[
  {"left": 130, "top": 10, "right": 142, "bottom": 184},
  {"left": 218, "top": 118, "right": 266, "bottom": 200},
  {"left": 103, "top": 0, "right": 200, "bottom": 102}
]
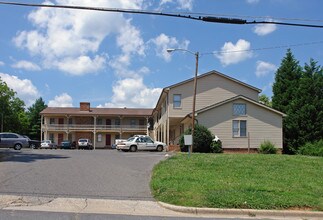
[
  {"left": 129, "top": 145, "right": 137, "bottom": 152},
  {"left": 30, "top": 143, "right": 36, "bottom": 149},
  {"left": 156, "top": 145, "right": 163, "bottom": 152},
  {"left": 14, "top": 143, "right": 22, "bottom": 150}
]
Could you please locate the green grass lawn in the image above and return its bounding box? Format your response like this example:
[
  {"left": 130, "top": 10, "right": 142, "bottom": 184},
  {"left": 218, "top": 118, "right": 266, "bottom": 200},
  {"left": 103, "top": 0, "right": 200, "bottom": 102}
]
[{"left": 151, "top": 153, "right": 323, "bottom": 211}]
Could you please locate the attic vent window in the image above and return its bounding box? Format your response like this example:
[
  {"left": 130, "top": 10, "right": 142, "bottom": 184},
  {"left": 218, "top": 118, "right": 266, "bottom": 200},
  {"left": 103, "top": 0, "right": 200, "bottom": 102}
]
[{"left": 233, "top": 103, "right": 246, "bottom": 116}]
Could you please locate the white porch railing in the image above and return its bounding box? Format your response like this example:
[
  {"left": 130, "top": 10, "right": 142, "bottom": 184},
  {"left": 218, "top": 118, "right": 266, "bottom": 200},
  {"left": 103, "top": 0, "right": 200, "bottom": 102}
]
[{"left": 42, "top": 124, "right": 147, "bottom": 131}]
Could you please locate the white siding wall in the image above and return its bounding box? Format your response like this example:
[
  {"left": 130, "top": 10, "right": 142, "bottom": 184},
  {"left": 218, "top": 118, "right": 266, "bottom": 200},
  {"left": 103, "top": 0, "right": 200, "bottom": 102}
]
[
  {"left": 169, "top": 73, "right": 259, "bottom": 118},
  {"left": 197, "top": 99, "right": 283, "bottom": 149}
]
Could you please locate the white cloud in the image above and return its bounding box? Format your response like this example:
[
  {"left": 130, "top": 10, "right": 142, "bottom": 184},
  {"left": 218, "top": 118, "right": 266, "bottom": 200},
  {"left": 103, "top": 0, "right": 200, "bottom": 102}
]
[
  {"left": 246, "top": 0, "right": 260, "bottom": 4},
  {"left": 13, "top": 0, "right": 145, "bottom": 75},
  {"left": 55, "top": 55, "right": 106, "bottom": 75},
  {"left": 48, "top": 93, "right": 73, "bottom": 107},
  {"left": 0, "top": 72, "right": 40, "bottom": 106},
  {"left": 100, "top": 77, "right": 162, "bottom": 108},
  {"left": 0, "top": 61, "right": 4, "bottom": 66},
  {"left": 256, "top": 61, "right": 277, "bottom": 77},
  {"left": 253, "top": 19, "right": 277, "bottom": 36},
  {"left": 216, "top": 39, "right": 253, "bottom": 66},
  {"left": 159, "top": 0, "right": 194, "bottom": 10},
  {"left": 151, "top": 33, "right": 190, "bottom": 62},
  {"left": 12, "top": 60, "right": 41, "bottom": 71}
]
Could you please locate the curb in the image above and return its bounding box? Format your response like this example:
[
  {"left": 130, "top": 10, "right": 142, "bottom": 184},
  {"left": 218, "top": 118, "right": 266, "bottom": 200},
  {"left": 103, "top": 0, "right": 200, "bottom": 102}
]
[{"left": 158, "top": 201, "right": 323, "bottom": 219}]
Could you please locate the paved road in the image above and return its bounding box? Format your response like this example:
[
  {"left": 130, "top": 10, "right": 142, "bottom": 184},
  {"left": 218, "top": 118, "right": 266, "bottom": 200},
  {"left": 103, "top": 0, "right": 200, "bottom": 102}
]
[{"left": 0, "top": 149, "right": 167, "bottom": 200}]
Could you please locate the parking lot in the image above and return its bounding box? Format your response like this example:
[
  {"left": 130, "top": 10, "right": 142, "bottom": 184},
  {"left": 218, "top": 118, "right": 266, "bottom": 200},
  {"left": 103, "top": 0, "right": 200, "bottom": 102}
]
[{"left": 0, "top": 149, "right": 168, "bottom": 200}]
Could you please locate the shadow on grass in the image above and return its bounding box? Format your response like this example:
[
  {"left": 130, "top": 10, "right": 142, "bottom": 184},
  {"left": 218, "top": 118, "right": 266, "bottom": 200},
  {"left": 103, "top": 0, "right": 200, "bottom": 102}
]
[{"left": 0, "top": 149, "right": 70, "bottom": 163}]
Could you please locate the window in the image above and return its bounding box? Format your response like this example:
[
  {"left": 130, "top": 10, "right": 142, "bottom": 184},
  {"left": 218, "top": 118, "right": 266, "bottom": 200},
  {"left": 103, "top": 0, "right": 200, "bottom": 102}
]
[
  {"left": 68, "top": 118, "right": 73, "bottom": 124},
  {"left": 49, "top": 118, "right": 55, "bottom": 124},
  {"left": 97, "top": 118, "right": 102, "bottom": 125},
  {"left": 173, "top": 94, "right": 182, "bottom": 108},
  {"left": 97, "top": 134, "right": 102, "bottom": 142},
  {"left": 115, "top": 119, "right": 120, "bottom": 126},
  {"left": 130, "top": 119, "right": 136, "bottom": 128},
  {"left": 233, "top": 120, "right": 247, "bottom": 137},
  {"left": 233, "top": 103, "right": 246, "bottom": 116},
  {"left": 49, "top": 133, "right": 54, "bottom": 142}
]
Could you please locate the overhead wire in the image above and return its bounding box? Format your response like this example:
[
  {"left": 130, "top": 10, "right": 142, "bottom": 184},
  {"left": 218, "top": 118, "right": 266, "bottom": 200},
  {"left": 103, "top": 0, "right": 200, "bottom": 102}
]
[
  {"left": 0, "top": 1, "right": 323, "bottom": 28},
  {"left": 200, "top": 41, "right": 323, "bottom": 56}
]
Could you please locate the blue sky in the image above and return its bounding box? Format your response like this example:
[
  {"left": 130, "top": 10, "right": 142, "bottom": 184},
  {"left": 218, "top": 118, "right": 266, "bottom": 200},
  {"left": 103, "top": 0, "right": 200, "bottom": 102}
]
[{"left": 0, "top": 0, "right": 322, "bottom": 108}]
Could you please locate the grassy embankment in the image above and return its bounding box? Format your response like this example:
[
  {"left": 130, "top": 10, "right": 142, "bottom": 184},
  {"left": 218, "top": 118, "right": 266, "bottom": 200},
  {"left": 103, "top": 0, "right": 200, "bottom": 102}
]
[{"left": 151, "top": 154, "right": 323, "bottom": 211}]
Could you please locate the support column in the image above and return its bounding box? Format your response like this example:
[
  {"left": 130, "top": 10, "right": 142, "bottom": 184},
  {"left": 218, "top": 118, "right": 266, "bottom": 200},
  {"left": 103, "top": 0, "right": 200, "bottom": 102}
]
[
  {"left": 93, "top": 116, "right": 97, "bottom": 150},
  {"left": 40, "top": 115, "right": 44, "bottom": 141},
  {"left": 146, "top": 117, "right": 149, "bottom": 136}
]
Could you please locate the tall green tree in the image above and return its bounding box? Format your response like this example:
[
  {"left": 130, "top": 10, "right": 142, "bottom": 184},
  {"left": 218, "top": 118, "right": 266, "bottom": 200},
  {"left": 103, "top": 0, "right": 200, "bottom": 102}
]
[
  {"left": 0, "top": 78, "right": 27, "bottom": 134},
  {"left": 294, "top": 59, "right": 323, "bottom": 147},
  {"left": 272, "top": 49, "right": 302, "bottom": 153},
  {"left": 26, "top": 97, "right": 47, "bottom": 139}
]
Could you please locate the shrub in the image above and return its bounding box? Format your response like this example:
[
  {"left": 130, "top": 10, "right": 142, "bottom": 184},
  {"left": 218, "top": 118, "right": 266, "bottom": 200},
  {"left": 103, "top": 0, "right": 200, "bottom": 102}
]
[
  {"left": 179, "top": 124, "right": 214, "bottom": 153},
  {"left": 259, "top": 140, "right": 277, "bottom": 154},
  {"left": 298, "top": 140, "right": 323, "bottom": 157},
  {"left": 210, "top": 139, "right": 223, "bottom": 153}
]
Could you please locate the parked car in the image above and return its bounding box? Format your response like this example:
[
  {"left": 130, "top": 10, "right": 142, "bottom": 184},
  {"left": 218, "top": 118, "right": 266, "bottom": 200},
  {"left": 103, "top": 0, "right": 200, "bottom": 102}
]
[
  {"left": 116, "top": 135, "right": 166, "bottom": 152},
  {"left": 23, "top": 136, "right": 41, "bottom": 149},
  {"left": 78, "top": 139, "right": 93, "bottom": 150},
  {"left": 40, "top": 140, "right": 57, "bottom": 149},
  {"left": 0, "top": 132, "right": 29, "bottom": 150},
  {"left": 60, "top": 140, "right": 73, "bottom": 149}
]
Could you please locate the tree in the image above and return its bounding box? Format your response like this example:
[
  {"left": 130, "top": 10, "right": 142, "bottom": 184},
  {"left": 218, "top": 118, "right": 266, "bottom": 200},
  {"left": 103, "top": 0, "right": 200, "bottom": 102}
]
[
  {"left": 179, "top": 124, "right": 214, "bottom": 153},
  {"left": 272, "top": 50, "right": 323, "bottom": 153},
  {"left": 0, "top": 78, "right": 27, "bottom": 133},
  {"left": 26, "top": 97, "right": 47, "bottom": 140},
  {"left": 272, "top": 49, "right": 302, "bottom": 153},
  {"left": 259, "top": 94, "right": 272, "bottom": 107},
  {"left": 294, "top": 59, "right": 323, "bottom": 147}
]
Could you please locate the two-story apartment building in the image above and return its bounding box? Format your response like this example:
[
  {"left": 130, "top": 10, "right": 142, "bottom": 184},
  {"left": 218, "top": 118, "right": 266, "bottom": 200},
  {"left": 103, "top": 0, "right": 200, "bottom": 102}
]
[
  {"left": 41, "top": 70, "right": 285, "bottom": 151},
  {"left": 40, "top": 102, "right": 152, "bottom": 149},
  {"left": 152, "top": 70, "right": 285, "bottom": 152}
]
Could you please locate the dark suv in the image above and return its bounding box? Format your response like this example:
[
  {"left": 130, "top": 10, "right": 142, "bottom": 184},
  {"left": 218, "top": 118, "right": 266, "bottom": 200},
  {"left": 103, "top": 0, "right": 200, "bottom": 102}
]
[{"left": 0, "top": 132, "right": 29, "bottom": 150}]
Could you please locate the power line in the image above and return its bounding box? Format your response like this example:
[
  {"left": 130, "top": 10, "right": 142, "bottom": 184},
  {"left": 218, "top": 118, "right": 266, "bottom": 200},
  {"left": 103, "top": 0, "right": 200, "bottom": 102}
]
[
  {"left": 0, "top": 1, "right": 323, "bottom": 28},
  {"left": 200, "top": 41, "right": 323, "bottom": 56}
]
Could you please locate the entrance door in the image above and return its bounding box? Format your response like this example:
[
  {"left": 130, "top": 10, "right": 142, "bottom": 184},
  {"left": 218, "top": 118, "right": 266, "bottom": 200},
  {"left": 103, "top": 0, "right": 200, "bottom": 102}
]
[
  {"left": 58, "top": 133, "right": 64, "bottom": 146},
  {"left": 58, "top": 118, "right": 64, "bottom": 125},
  {"left": 106, "top": 134, "right": 111, "bottom": 146}
]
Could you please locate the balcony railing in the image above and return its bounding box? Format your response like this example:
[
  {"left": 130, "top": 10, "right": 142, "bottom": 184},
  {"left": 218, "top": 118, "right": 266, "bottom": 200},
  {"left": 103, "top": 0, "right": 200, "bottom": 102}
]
[{"left": 42, "top": 124, "right": 147, "bottom": 131}]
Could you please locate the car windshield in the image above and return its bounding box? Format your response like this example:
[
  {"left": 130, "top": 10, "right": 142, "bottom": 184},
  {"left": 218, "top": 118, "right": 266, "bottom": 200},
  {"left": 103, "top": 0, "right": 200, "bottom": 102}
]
[
  {"left": 79, "top": 139, "right": 87, "bottom": 142},
  {"left": 127, "top": 137, "right": 135, "bottom": 142},
  {"left": 42, "top": 140, "right": 50, "bottom": 143}
]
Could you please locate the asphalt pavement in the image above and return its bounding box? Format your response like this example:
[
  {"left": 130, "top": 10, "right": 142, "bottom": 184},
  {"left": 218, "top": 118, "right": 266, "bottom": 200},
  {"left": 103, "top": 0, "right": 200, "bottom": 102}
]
[
  {"left": 0, "top": 149, "right": 322, "bottom": 220},
  {"left": 0, "top": 149, "right": 167, "bottom": 200}
]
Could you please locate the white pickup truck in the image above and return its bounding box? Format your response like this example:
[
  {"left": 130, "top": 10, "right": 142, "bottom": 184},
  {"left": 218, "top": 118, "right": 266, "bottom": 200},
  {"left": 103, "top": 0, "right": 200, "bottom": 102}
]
[{"left": 116, "top": 135, "right": 166, "bottom": 152}]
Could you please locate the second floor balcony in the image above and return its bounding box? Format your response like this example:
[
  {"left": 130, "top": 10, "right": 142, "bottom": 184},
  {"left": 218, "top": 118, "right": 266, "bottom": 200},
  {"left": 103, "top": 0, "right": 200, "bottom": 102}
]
[{"left": 42, "top": 123, "right": 148, "bottom": 132}]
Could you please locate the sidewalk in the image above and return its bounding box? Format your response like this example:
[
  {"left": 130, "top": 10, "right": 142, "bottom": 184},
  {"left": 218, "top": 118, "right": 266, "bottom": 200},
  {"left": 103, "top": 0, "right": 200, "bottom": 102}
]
[{"left": 0, "top": 194, "right": 323, "bottom": 219}]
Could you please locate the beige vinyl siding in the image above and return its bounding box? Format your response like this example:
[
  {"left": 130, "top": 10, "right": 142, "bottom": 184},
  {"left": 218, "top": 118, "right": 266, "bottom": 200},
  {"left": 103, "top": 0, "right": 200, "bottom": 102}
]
[
  {"left": 169, "top": 73, "right": 259, "bottom": 117},
  {"left": 197, "top": 99, "right": 283, "bottom": 149}
]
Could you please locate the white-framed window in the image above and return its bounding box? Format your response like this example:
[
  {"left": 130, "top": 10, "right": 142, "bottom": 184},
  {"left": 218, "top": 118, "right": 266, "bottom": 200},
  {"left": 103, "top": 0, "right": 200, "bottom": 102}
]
[
  {"left": 233, "top": 103, "right": 246, "bottom": 116},
  {"left": 97, "top": 134, "right": 102, "bottom": 142},
  {"left": 232, "top": 120, "right": 247, "bottom": 137},
  {"left": 173, "top": 94, "right": 182, "bottom": 108}
]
